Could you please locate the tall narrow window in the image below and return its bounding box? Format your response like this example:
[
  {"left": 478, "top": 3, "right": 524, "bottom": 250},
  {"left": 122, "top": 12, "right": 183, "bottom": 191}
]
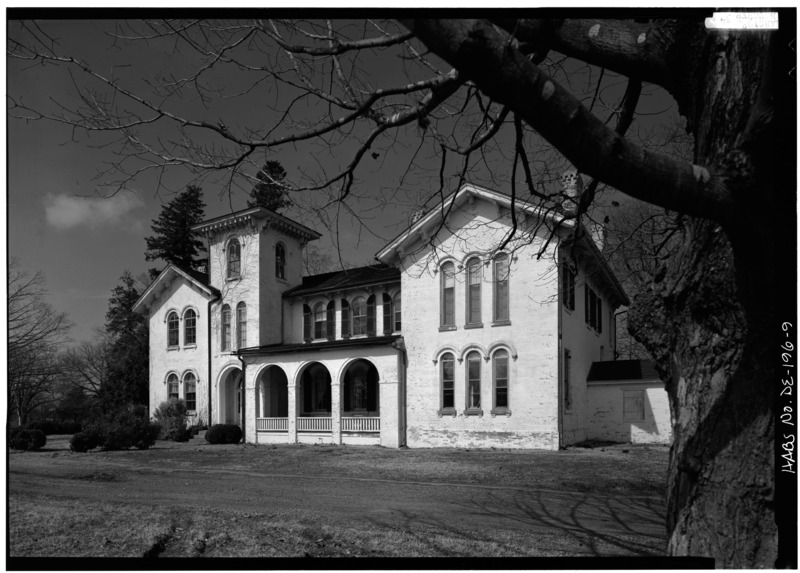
[
  {"left": 313, "top": 302, "right": 326, "bottom": 339},
  {"left": 341, "top": 299, "right": 351, "bottom": 338},
  {"left": 382, "top": 293, "right": 393, "bottom": 335},
  {"left": 393, "top": 293, "right": 402, "bottom": 332},
  {"left": 227, "top": 238, "right": 241, "bottom": 279},
  {"left": 366, "top": 295, "right": 376, "bottom": 336},
  {"left": 183, "top": 372, "right": 197, "bottom": 411},
  {"left": 167, "top": 373, "right": 179, "bottom": 400},
  {"left": 303, "top": 304, "right": 312, "bottom": 341},
  {"left": 236, "top": 302, "right": 247, "bottom": 348},
  {"left": 167, "top": 312, "right": 179, "bottom": 347},
  {"left": 466, "top": 258, "right": 482, "bottom": 325},
  {"left": 494, "top": 254, "right": 510, "bottom": 322},
  {"left": 563, "top": 349, "right": 572, "bottom": 411},
  {"left": 466, "top": 351, "right": 481, "bottom": 410},
  {"left": 562, "top": 261, "right": 576, "bottom": 311},
  {"left": 352, "top": 297, "right": 367, "bottom": 335},
  {"left": 184, "top": 309, "right": 196, "bottom": 346},
  {"left": 440, "top": 262, "right": 455, "bottom": 328},
  {"left": 221, "top": 304, "right": 231, "bottom": 351},
  {"left": 584, "top": 284, "right": 603, "bottom": 332},
  {"left": 275, "top": 243, "right": 286, "bottom": 279},
  {"left": 440, "top": 353, "right": 455, "bottom": 411},
  {"left": 493, "top": 350, "right": 509, "bottom": 410},
  {"left": 326, "top": 300, "right": 336, "bottom": 340},
  {"left": 597, "top": 298, "right": 603, "bottom": 333}
]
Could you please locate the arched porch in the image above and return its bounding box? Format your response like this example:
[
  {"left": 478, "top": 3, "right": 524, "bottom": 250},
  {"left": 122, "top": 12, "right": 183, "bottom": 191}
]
[
  {"left": 218, "top": 367, "right": 243, "bottom": 426},
  {"left": 255, "top": 365, "right": 289, "bottom": 432}
]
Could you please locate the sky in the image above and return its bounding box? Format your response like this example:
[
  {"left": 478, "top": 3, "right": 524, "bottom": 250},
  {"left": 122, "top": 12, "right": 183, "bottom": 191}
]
[{"left": 6, "top": 14, "right": 683, "bottom": 345}]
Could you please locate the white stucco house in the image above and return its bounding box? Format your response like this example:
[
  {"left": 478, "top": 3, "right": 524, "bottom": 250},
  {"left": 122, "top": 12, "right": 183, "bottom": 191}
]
[{"left": 133, "top": 183, "right": 672, "bottom": 449}]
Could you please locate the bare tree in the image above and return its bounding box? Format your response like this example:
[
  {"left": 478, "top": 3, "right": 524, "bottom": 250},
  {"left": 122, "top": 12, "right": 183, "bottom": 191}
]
[
  {"left": 8, "top": 15, "right": 794, "bottom": 566},
  {"left": 61, "top": 331, "right": 113, "bottom": 401}
]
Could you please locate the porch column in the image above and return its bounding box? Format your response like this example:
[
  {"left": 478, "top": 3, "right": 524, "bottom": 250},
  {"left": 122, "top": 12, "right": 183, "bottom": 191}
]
[
  {"left": 288, "top": 380, "right": 298, "bottom": 444},
  {"left": 244, "top": 366, "right": 257, "bottom": 444},
  {"left": 331, "top": 379, "right": 342, "bottom": 445},
  {"left": 380, "top": 374, "right": 401, "bottom": 448}
]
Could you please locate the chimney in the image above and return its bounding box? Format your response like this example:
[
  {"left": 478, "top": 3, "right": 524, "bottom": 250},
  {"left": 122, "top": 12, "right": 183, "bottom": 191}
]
[{"left": 559, "top": 170, "right": 583, "bottom": 215}]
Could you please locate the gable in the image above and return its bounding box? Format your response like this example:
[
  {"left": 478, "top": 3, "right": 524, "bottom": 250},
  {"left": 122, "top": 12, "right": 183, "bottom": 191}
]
[{"left": 132, "top": 264, "right": 219, "bottom": 318}]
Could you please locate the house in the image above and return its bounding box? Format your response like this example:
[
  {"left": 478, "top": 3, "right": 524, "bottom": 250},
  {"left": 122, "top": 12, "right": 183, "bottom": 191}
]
[{"left": 133, "top": 182, "right": 672, "bottom": 449}]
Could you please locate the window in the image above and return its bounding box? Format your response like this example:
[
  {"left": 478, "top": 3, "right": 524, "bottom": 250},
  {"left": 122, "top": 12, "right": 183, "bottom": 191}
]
[
  {"left": 275, "top": 243, "right": 286, "bottom": 280},
  {"left": 352, "top": 297, "right": 367, "bottom": 336},
  {"left": 585, "top": 284, "right": 603, "bottom": 333},
  {"left": 326, "top": 300, "right": 335, "bottom": 340},
  {"left": 236, "top": 302, "right": 247, "bottom": 348},
  {"left": 623, "top": 389, "right": 645, "bottom": 421},
  {"left": 341, "top": 299, "right": 351, "bottom": 338},
  {"left": 562, "top": 261, "right": 576, "bottom": 311},
  {"left": 313, "top": 302, "right": 326, "bottom": 339},
  {"left": 563, "top": 349, "right": 572, "bottom": 411},
  {"left": 366, "top": 295, "right": 376, "bottom": 336},
  {"left": 493, "top": 350, "right": 509, "bottom": 410},
  {"left": 382, "top": 293, "right": 393, "bottom": 335},
  {"left": 440, "top": 262, "right": 455, "bottom": 328},
  {"left": 303, "top": 304, "right": 312, "bottom": 341},
  {"left": 184, "top": 372, "right": 197, "bottom": 411},
  {"left": 221, "top": 304, "right": 231, "bottom": 351},
  {"left": 440, "top": 353, "right": 455, "bottom": 411},
  {"left": 167, "top": 373, "right": 179, "bottom": 400},
  {"left": 227, "top": 238, "right": 241, "bottom": 279},
  {"left": 466, "top": 351, "right": 482, "bottom": 410},
  {"left": 393, "top": 293, "right": 402, "bottom": 332},
  {"left": 184, "top": 309, "right": 196, "bottom": 345},
  {"left": 494, "top": 254, "right": 510, "bottom": 322},
  {"left": 167, "top": 312, "right": 179, "bottom": 347},
  {"left": 466, "top": 258, "right": 482, "bottom": 325}
]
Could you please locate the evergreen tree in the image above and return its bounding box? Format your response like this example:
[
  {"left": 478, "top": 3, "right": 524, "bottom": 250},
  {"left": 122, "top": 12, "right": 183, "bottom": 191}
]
[
  {"left": 144, "top": 184, "right": 206, "bottom": 279},
  {"left": 247, "top": 160, "right": 291, "bottom": 211}
]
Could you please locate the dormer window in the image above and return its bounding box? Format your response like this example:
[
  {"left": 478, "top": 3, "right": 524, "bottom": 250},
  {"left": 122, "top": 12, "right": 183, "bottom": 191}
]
[
  {"left": 227, "top": 238, "right": 241, "bottom": 279},
  {"left": 276, "top": 243, "right": 286, "bottom": 280}
]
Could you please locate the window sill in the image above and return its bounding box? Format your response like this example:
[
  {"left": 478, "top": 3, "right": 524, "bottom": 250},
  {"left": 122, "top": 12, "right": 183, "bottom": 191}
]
[
  {"left": 464, "top": 408, "right": 484, "bottom": 417},
  {"left": 183, "top": 344, "right": 197, "bottom": 350},
  {"left": 167, "top": 345, "right": 180, "bottom": 352},
  {"left": 491, "top": 320, "right": 511, "bottom": 327},
  {"left": 226, "top": 276, "right": 241, "bottom": 282},
  {"left": 276, "top": 277, "right": 289, "bottom": 285},
  {"left": 437, "top": 408, "right": 457, "bottom": 418},
  {"left": 438, "top": 325, "right": 457, "bottom": 332},
  {"left": 490, "top": 408, "right": 511, "bottom": 417},
  {"left": 464, "top": 323, "right": 484, "bottom": 330}
]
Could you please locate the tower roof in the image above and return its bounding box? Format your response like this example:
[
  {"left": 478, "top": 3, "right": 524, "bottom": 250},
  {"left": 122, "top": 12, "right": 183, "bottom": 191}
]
[{"left": 192, "top": 206, "right": 321, "bottom": 243}]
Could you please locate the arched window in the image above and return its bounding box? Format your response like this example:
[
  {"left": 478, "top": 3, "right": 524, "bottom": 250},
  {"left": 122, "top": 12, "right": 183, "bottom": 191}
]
[
  {"left": 313, "top": 302, "right": 326, "bottom": 339},
  {"left": 303, "top": 304, "right": 312, "bottom": 341},
  {"left": 184, "top": 309, "right": 197, "bottom": 346},
  {"left": 440, "top": 262, "right": 455, "bottom": 328},
  {"left": 183, "top": 372, "right": 197, "bottom": 411},
  {"left": 167, "top": 373, "right": 179, "bottom": 400},
  {"left": 366, "top": 294, "right": 376, "bottom": 336},
  {"left": 341, "top": 299, "right": 351, "bottom": 338},
  {"left": 440, "top": 353, "right": 455, "bottom": 412},
  {"left": 494, "top": 254, "right": 510, "bottom": 322},
  {"left": 393, "top": 292, "right": 402, "bottom": 332},
  {"left": 493, "top": 350, "right": 509, "bottom": 411},
  {"left": 236, "top": 302, "right": 247, "bottom": 349},
  {"left": 382, "top": 293, "right": 393, "bottom": 335},
  {"left": 326, "top": 300, "right": 335, "bottom": 340},
  {"left": 275, "top": 243, "right": 286, "bottom": 280},
  {"left": 167, "top": 312, "right": 179, "bottom": 347},
  {"left": 466, "top": 351, "right": 482, "bottom": 410},
  {"left": 221, "top": 304, "right": 231, "bottom": 351},
  {"left": 227, "top": 238, "right": 241, "bottom": 279},
  {"left": 466, "top": 257, "right": 482, "bottom": 325},
  {"left": 352, "top": 297, "right": 367, "bottom": 336}
]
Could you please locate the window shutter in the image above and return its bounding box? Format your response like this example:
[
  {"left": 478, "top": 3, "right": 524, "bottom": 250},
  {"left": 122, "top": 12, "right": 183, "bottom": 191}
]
[
  {"left": 303, "top": 305, "right": 312, "bottom": 341},
  {"left": 341, "top": 299, "right": 350, "bottom": 338},
  {"left": 326, "top": 301, "right": 335, "bottom": 340},
  {"left": 367, "top": 295, "right": 376, "bottom": 336}
]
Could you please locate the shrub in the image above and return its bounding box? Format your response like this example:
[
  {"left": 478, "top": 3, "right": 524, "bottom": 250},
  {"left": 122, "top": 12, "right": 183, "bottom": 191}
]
[
  {"left": 205, "top": 424, "right": 242, "bottom": 445},
  {"left": 9, "top": 429, "right": 46, "bottom": 451},
  {"left": 27, "top": 421, "right": 56, "bottom": 435},
  {"left": 70, "top": 430, "right": 100, "bottom": 453},
  {"left": 153, "top": 398, "right": 190, "bottom": 442},
  {"left": 56, "top": 421, "right": 83, "bottom": 435},
  {"left": 76, "top": 406, "right": 160, "bottom": 452}
]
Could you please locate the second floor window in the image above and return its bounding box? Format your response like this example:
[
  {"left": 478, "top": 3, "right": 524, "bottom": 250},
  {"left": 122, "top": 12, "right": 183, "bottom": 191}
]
[
  {"left": 441, "top": 262, "right": 455, "bottom": 327},
  {"left": 184, "top": 309, "right": 196, "bottom": 345},
  {"left": 313, "top": 302, "right": 326, "bottom": 339},
  {"left": 466, "top": 257, "right": 482, "bottom": 325},
  {"left": 585, "top": 285, "right": 603, "bottom": 333},
  {"left": 236, "top": 302, "right": 247, "bottom": 348},
  {"left": 221, "top": 304, "right": 231, "bottom": 351},
  {"left": 326, "top": 300, "right": 335, "bottom": 340},
  {"left": 352, "top": 297, "right": 367, "bottom": 336},
  {"left": 227, "top": 239, "right": 241, "bottom": 279},
  {"left": 167, "top": 312, "right": 179, "bottom": 347},
  {"left": 276, "top": 243, "right": 286, "bottom": 279},
  {"left": 341, "top": 299, "right": 350, "bottom": 338},
  {"left": 382, "top": 293, "right": 393, "bottom": 335},
  {"left": 393, "top": 293, "right": 402, "bottom": 332},
  {"left": 494, "top": 254, "right": 510, "bottom": 322}
]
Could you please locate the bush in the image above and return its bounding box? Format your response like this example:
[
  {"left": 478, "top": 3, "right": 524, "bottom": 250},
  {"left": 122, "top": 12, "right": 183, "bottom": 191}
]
[
  {"left": 56, "top": 421, "right": 83, "bottom": 435},
  {"left": 70, "top": 430, "right": 100, "bottom": 453},
  {"left": 27, "top": 420, "right": 56, "bottom": 435},
  {"left": 205, "top": 424, "right": 242, "bottom": 445},
  {"left": 9, "top": 429, "right": 46, "bottom": 451},
  {"left": 153, "top": 399, "right": 190, "bottom": 442},
  {"left": 74, "top": 406, "right": 160, "bottom": 452}
]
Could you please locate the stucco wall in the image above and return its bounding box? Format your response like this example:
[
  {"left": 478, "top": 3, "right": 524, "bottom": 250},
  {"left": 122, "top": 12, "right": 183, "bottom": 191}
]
[
  {"left": 401, "top": 199, "right": 562, "bottom": 450},
  {"left": 586, "top": 382, "right": 672, "bottom": 444}
]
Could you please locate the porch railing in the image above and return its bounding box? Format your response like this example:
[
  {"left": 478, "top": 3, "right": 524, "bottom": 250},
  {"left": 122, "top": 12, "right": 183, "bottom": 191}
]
[
  {"left": 342, "top": 416, "right": 380, "bottom": 433},
  {"left": 256, "top": 417, "right": 288, "bottom": 432},
  {"left": 297, "top": 417, "right": 332, "bottom": 432}
]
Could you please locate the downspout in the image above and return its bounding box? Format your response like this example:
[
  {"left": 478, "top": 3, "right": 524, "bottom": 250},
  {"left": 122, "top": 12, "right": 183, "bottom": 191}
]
[
  {"left": 557, "top": 254, "right": 564, "bottom": 450},
  {"left": 393, "top": 337, "right": 408, "bottom": 447},
  {"left": 237, "top": 353, "right": 246, "bottom": 444},
  {"left": 207, "top": 299, "right": 214, "bottom": 428}
]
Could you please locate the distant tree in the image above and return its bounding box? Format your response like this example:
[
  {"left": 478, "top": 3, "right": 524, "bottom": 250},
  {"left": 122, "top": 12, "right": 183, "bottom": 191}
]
[
  {"left": 104, "top": 271, "right": 149, "bottom": 407},
  {"left": 144, "top": 184, "right": 207, "bottom": 279},
  {"left": 61, "top": 331, "right": 112, "bottom": 401},
  {"left": 247, "top": 160, "right": 291, "bottom": 211},
  {"left": 303, "top": 245, "right": 335, "bottom": 276}
]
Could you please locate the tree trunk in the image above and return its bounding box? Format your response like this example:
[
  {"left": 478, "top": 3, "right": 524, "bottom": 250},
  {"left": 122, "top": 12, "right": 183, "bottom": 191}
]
[{"left": 629, "top": 24, "right": 794, "bottom": 568}]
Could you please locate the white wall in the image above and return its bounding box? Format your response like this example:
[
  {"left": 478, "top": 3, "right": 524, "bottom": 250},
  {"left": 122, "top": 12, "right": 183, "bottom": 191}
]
[{"left": 586, "top": 382, "right": 672, "bottom": 444}]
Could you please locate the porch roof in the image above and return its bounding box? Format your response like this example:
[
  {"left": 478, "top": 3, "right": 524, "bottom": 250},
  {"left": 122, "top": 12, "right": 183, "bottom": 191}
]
[
  {"left": 282, "top": 263, "right": 400, "bottom": 299},
  {"left": 237, "top": 335, "right": 402, "bottom": 357}
]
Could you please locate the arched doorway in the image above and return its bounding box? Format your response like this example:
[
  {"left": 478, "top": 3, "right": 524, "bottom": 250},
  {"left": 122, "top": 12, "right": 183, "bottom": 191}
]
[
  {"left": 299, "top": 362, "right": 332, "bottom": 415},
  {"left": 257, "top": 366, "right": 289, "bottom": 431},
  {"left": 219, "top": 368, "right": 243, "bottom": 426},
  {"left": 342, "top": 359, "right": 379, "bottom": 415}
]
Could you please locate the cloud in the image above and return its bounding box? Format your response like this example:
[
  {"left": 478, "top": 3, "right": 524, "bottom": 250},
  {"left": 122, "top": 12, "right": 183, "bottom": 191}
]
[{"left": 44, "top": 192, "right": 145, "bottom": 231}]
